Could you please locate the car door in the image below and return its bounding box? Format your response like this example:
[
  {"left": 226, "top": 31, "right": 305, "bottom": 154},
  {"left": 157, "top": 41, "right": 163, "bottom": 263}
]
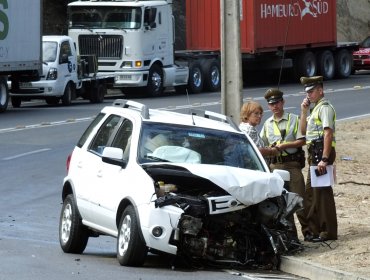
[
  {"left": 79, "top": 114, "right": 122, "bottom": 224},
  {"left": 88, "top": 118, "right": 134, "bottom": 232}
]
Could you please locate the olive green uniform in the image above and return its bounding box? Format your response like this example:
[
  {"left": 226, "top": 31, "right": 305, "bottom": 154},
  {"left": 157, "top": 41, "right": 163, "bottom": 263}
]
[{"left": 261, "top": 112, "right": 309, "bottom": 237}]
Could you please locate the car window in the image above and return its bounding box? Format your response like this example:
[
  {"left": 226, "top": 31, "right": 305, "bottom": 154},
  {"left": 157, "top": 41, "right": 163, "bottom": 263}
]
[
  {"left": 138, "top": 122, "right": 265, "bottom": 171},
  {"left": 77, "top": 113, "right": 105, "bottom": 148},
  {"left": 89, "top": 115, "right": 121, "bottom": 155},
  {"left": 111, "top": 119, "right": 133, "bottom": 160}
]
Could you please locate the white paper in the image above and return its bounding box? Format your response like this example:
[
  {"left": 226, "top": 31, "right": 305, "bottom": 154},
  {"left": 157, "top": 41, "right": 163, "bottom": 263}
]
[{"left": 310, "top": 165, "right": 335, "bottom": 187}]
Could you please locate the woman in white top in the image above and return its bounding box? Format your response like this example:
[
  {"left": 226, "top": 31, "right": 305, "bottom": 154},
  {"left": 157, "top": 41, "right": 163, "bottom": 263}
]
[{"left": 239, "top": 100, "right": 279, "bottom": 158}]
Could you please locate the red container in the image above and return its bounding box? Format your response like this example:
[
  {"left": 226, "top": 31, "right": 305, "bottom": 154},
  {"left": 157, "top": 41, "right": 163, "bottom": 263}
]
[{"left": 185, "top": 0, "right": 337, "bottom": 54}]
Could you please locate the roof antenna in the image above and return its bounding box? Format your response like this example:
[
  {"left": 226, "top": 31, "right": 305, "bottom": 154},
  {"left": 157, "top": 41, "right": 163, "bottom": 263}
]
[
  {"left": 186, "top": 88, "right": 196, "bottom": 125},
  {"left": 277, "top": 0, "right": 294, "bottom": 89}
]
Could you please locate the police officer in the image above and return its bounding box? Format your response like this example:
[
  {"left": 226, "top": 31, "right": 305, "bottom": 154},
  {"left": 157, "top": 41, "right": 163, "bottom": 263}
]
[
  {"left": 300, "top": 76, "right": 337, "bottom": 242},
  {"left": 260, "top": 88, "right": 308, "bottom": 241}
]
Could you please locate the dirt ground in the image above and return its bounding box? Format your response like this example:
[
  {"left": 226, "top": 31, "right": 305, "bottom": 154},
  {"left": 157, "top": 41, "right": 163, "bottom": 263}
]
[{"left": 291, "top": 117, "right": 370, "bottom": 278}]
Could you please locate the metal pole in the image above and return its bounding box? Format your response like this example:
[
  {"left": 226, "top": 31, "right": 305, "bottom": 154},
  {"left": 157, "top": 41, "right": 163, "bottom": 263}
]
[{"left": 220, "top": 0, "right": 242, "bottom": 123}]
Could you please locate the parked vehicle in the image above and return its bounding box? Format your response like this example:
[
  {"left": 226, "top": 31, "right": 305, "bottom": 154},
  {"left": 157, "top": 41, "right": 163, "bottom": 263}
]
[
  {"left": 66, "top": 0, "right": 358, "bottom": 97},
  {"left": 9, "top": 36, "right": 116, "bottom": 107},
  {"left": 0, "top": 0, "right": 42, "bottom": 112},
  {"left": 59, "top": 99, "right": 303, "bottom": 269},
  {"left": 352, "top": 36, "right": 370, "bottom": 72}
]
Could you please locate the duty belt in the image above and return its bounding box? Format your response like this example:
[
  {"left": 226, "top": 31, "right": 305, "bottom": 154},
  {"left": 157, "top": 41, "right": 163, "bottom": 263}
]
[{"left": 271, "top": 153, "right": 302, "bottom": 164}]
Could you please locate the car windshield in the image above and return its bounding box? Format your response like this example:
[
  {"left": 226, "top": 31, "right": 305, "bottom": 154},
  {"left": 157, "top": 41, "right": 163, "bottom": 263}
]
[
  {"left": 138, "top": 122, "right": 265, "bottom": 171},
  {"left": 68, "top": 6, "right": 142, "bottom": 29},
  {"left": 43, "top": 41, "right": 58, "bottom": 62}
]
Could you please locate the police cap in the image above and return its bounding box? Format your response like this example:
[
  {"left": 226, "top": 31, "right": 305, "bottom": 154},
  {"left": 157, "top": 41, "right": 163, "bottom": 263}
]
[
  {"left": 300, "top": 76, "right": 323, "bottom": 92},
  {"left": 264, "top": 88, "right": 283, "bottom": 104}
]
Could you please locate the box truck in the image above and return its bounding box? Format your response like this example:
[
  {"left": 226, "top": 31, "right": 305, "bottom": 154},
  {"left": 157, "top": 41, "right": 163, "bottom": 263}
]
[
  {"left": 9, "top": 35, "right": 116, "bottom": 107},
  {"left": 0, "top": 0, "right": 42, "bottom": 112},
  {"left": 66, "top": 0, "right": 358, "bottom": 97}
]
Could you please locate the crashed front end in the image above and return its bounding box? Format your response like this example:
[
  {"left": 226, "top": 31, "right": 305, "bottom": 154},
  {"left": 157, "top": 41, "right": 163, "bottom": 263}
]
[{"left": 143, "top": 163, "right": 303, "bottom": 269}]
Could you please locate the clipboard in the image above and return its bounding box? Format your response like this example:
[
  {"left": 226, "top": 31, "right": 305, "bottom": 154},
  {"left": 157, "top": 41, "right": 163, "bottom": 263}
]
[{"left": 310, "top": 165, "right": 335, "bottom": 187}]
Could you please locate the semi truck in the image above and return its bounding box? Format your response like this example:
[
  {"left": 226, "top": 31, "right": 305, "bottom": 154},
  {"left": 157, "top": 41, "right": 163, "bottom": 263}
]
[
  {"left": 9, "top": 35, "right": 116, "bottom": 107},
  {"left": 66, "top": 0, "right": 358, "bottom": 97},
  {"left": 0, "top": 0, "right": 42, "bottom": 112}
]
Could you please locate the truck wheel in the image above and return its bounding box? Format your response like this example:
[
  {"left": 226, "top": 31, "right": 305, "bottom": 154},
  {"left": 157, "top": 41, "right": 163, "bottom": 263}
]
[
  {"left": 59, "top": 194, "right": 89, "bottom": 254},
  {"left": 90, "top": 83, "right": 106, "bottom": 103},
  {"left": 203, "top": 59, "right": 221, "bottom": 92},
  {"left": 11, "top": 97, "right": 21, "bottom": 108},
  {"left": 0, "top": 77, "right": 9, "bottom": 113},
  {"left": 146, "top": 64, "right": 163, "bottom": 97},
  {"left": 295, "top": 51, "right": 317, "bottom": 78},
  {"left": 117, "top": 205, "right": 147, "bottom": 266},
  {"left": 317, "top": 50, "right": 335, "bottom": 80},
  {"left": 61, "top": 82, "right": 75, "bottom": 106},
  {"left": 187, "top": 61, "right": 203, "bottom": 94},
  {"left": 334, "top": 49, "right": 352, "bottom": 78}
]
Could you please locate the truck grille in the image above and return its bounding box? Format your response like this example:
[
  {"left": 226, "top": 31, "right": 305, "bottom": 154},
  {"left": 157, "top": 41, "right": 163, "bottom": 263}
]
[{"left": 78, "top": 35, "right": 123, "bottom": 59}]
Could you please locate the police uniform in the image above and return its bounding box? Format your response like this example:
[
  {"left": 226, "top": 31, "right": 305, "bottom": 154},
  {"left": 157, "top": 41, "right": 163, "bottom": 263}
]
[
  {"left": 261, "top": 88, "right": 309, "bottom": 238},
  {"left": 300, "top": 76, "right": 337, "bottom": 241}
]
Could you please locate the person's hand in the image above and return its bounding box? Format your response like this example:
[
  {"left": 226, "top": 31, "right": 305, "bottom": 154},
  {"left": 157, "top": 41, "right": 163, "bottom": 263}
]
[{"left": 301, "top": 98, "right": 310, "bottom": 113}]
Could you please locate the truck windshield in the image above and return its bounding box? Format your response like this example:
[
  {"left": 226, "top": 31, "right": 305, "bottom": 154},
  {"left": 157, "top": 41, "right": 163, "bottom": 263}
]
[
  {"left": 43, "top": 41, "right": 58, "bottom": 62},
  {"left": 68, "top": 6, "right": 142, "bottom": 29}
]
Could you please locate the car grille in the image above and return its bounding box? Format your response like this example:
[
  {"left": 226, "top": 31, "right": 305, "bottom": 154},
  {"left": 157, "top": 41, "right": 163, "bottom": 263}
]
[{"left": 78, "top": 35, "right": 123, "bottom": 59}]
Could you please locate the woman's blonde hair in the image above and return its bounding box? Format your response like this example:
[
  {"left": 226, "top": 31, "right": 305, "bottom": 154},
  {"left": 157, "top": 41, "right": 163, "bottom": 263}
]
[{"left": 240, "top": 101, "right": 263, "bottom": 122}]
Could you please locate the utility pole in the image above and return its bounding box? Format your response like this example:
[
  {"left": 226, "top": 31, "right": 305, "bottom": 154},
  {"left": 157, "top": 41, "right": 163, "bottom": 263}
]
[{"left": 221, "top": 0, "right": 242, "bottom": 123}]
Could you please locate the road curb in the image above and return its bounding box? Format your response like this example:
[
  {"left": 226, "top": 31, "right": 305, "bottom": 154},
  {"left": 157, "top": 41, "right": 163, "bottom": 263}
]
[{"left": 280, "top": 256, "right": 370, "bottom": 280}]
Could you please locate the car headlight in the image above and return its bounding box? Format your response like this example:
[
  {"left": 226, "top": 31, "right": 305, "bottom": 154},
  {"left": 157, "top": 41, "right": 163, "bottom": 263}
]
[{"left": 46, "top": 68, "right": 58, "bottom": 80}]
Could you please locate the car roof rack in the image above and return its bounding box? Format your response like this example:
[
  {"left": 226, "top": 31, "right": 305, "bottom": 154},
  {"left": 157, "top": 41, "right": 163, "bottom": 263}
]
[
  {"left": 112, "top": 99, "right": 149, "bottom": 119},
  {"left": 190, "top": 109, "right": 240, "bottom": 131}
]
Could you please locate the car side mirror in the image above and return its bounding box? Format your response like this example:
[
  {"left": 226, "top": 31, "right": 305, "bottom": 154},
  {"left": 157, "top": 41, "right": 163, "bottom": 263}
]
[{"left": 102, "top": 147, "right": 127, "bottom": 168}]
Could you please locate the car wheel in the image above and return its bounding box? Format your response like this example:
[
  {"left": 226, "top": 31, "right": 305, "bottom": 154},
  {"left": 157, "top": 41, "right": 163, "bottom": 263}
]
[
  {"left": 59, "top": 194, "right": 89, "bottom": 254},
  {"left": 295, "top": 51, "right": 317, "bottom": 78},
  {"left": 117, "top": 205, "right": 147, "bottom": 266}
]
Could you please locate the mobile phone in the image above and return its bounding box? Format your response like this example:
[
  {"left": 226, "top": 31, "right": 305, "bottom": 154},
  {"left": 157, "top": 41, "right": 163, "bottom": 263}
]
[{"left": 315, "top": 168, "right": 327, "bottom": 177}]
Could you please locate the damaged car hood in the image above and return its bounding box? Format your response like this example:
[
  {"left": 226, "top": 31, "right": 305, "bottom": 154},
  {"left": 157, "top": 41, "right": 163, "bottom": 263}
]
[{"left": 144, "top": 163, "right": 285, "bottom": 206}]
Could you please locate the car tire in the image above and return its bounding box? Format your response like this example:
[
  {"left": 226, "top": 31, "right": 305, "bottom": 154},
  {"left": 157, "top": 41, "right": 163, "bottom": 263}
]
[
  {"left": 59, "top": 194, "right": 89, "bottom": 254},
  {"left": 117, "top": 205, "right": 147, "bottom": 266}
]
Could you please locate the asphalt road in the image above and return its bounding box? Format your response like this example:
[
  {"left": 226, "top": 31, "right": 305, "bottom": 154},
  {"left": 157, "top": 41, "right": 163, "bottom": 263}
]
[{"left": 1, "top": 73, "right": 370, "bottom": 280}]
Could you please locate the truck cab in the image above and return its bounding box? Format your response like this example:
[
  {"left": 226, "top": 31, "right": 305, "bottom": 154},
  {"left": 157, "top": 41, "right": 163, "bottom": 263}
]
[
  {"left": 10, "top": 35, "right": 79, "bottom": 107},
  {"left": 67, "top": 0, "right": 188, "bottom": 96}
]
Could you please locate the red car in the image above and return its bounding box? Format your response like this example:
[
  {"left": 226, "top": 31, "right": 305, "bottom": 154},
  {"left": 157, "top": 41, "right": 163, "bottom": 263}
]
[{"left": 353, "top": 36, "right": 370, "bottom": 72}]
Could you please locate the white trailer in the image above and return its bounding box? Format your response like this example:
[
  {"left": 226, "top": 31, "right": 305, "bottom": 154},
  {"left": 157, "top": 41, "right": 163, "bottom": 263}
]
[
  {"left": 9, "top": 35, "right": 116, "bottom": 107},
  {"left": 0, "top": 0, "right": 42, "bottom": 112}
]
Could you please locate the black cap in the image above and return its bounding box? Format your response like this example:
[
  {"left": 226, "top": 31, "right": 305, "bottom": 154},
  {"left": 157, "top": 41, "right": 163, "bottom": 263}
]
[
  {"left": 264, "top": 88, "right": 283, "bottom": 104},
  {"left": 300, "top": 76, "right": 323, "bottom": 92}
]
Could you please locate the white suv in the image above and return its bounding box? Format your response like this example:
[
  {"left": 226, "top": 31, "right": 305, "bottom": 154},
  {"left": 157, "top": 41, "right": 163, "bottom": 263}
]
[{"left": 59, "top": 99, "right": 302, "bottom": 269}]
